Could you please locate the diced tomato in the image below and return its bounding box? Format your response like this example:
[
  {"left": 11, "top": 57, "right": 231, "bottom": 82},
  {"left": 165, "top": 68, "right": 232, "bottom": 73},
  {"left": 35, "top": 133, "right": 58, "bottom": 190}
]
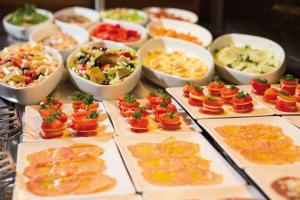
[
  {"left": 275, "top": 93, "right": 297, "bottom": 112},
  {"left": 25, "top": 76, "right": 33, "bottom": 85},
  {"left": 263, "top": 88, "right": 279, "bottom": 104},
  {"left": 251, "top": 78, "right": 271, "bottom": 96},
  {"left": 57, "top": 112, "right": 68, "bottom": 123},
  {"left": 207, "top": 76, "right": 225, "bottom": 97}
]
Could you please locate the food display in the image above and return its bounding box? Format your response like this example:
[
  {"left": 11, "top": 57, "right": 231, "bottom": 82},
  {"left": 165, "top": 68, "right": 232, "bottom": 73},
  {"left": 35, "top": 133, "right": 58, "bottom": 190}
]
[
  {"left": 215, "top": 124, "right": 300, "bottom": 164},
  {"left": 150, "top": 27, "right": 203, "bottom": 45},
  {"left": 0, "top": 43, "right": 59, "bottom": 88},
  {"left": 147, "top": 9, "right": 190, "bottom": 22},
  {"left": 56, "top": 13, "right": 91, "bottom": 25},
  {"left": 214, "top": 45, "right": 280, "bottom": 74},
  {"left": 271, "top": 176, "right": 300, "bottom": 199},
  {"left": 24, "top": 143, "right": 116, "bottom": 196},
  {"left": 7, "top": 4, "right": 48, "bottom": 27},
  {"left": 38, "top": 29, "right": 78, "bottom": 50},
  {"left": 128, "top": 137, "right": 223, "bottom": 186},
  {"left": 144, "top": 49, "right": 208, "bottom": 79},
  {"left": 91, "top": 23, "right": 141, "bottom": 43},
  {"left": 103, "top": 8, "right": 146, "bottom": 24},
  {"left": 68, "top": 45, "right": 138, "bottom": 85}
]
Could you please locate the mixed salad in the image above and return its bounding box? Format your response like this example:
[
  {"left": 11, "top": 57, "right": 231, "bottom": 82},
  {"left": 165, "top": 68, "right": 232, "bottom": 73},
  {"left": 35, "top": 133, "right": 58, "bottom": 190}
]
[
  {"left": 8, "top": 4, "right": 48, "bottom": 27},
  {"left": 68, "top": 45, "right": 139, "bottom": 85},
  {"left": 103, "top": 8, "right": 145, "bottom": 24}
]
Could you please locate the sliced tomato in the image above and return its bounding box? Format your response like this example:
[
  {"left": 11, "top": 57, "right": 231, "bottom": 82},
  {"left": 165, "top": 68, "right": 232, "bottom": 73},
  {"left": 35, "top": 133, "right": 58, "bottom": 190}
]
[
  {"left": 251, "top": 78, "right": 271, "bottom": 95},
  {"left": 188, "top": 97, "right": 203, "bottom": 106},
  {"left": 120, "top": 107, "right": 140, "bottom": 117},
  {"left": 72, "top": 100, "right": 84, "bottom": 112},
  {"left": 72, "top": 118, "right": 99, "bottom": 131},
  {"left": 158, "top": 112, "right": 181, "bottom": 125},
  {"left": 280, "top": 78, "right": 299, "bottom": 95},
  {"left": 83, "top": 102, "right": 99, "bottom": 111},
  {"left": 232, "top": 103, "right": 254, "bottom": 113},
  {"left": 221, "top": 86, "right": 239, "bottom": 104},
  {"left": 39, "top": 108, "right": 56, "bottom": 120},
  {"left": 208, "top": 81, "right": 225, "bottom": 96},
  {"left": 128, "top": 117, "right": 149, "bottom": 133},
  {"left": 40, "top": 120, "right": 64, "bottom": 139},
  {"left": 154, "top": 103, "right": 177, "bottom": 115},
  {"left": 160, "top": 122, "right": 181, "bottom": 130},
  {"left": 263, "top": 88, "right": 279, "bottom": 104},
  {"left": 275, "top": 103, "right": 297, "bottom": 112},
  {"left": 200, "top": 106, "right": 224, "bottom": 115},
  {"left": 202, "top": 96, "right": 224, "bottom": 108},
  {"left": 276, "top": 94, "right": 297, "bottom": 107},
  {"left": 232, "top": 95, "right": 252, "bottom": 106},
  {"left": 183, "top": 84, "right": 195, "bottom": 97}
]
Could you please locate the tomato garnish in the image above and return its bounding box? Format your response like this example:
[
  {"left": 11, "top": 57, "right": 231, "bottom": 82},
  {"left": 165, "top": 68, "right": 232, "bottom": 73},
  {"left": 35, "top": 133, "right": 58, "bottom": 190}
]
[{"left": 275, "top": 91, "right": 297, "bottom": 112}]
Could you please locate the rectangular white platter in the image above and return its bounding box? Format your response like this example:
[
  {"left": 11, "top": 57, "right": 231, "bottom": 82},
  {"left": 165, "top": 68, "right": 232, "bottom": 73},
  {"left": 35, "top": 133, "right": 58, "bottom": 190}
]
[
  {"left": 115, "top": 132, "right": 245, "bottom": 192},
  {"left": 143, "top": 185, "right": 265, "bottom": 200},
  {"left": 23, "top": 103, "right": 115, "bottom": 142},
  {"left": 166, "top": 85, "right": 274, "bottom": 120},
  {"left": 282, "top": 115, "right": 300, "bottom": 128},
  {"left": 199, "top": 116, "right": 300, "bottom": 168},
  {"left": 246, "top": 167, "right": 300, "bottom": 200},
  {"left": 103, "top": 99, "right": 202, "bottom": 136},
  {"left": 13, "top": 137, "right": 135, "bottom": 200},
  {"left": 243, "top": 84, "right": 300, "bottom": 115}
]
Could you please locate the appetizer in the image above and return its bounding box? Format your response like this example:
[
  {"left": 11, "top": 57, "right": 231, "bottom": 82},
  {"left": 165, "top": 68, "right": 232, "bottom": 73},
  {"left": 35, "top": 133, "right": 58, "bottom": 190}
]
[
  {"left": 144, "top": 49, "right": 208, "bottom": 79},
  {"left": 68, "top": 45, "right": 138, "bottom": 85},
  {"left": 220, "top": 85, "right": 240, "bottom": 104},
  {"left": 154, "top": 99, "right": 177, "bottom": 121},
  {"left": 117, "top": 94, "right": 140, "bottom": 117},
  {"left": 147, "top": 89, "right": 172, "bottom": 109},
  {"left": 7, "top": 4, "right": 48, "bottom": 27},
  {"left": 147, "top": 9, "right": 190, "bottom": 22},
  {"left": 56, "top": 13, "right": 91, "bottom": 26},
  {"left": 207, "top": 76, "right": 225, "bottom": 96},
  {"left": 150, "top": 27, "right": 203, "bottom": 45},
  {"left": 231, "top": 91, "right": 253, "bottom": 113},
  {"left": 215, "top": 124, "right": 300, "bottom": 164},
  {"left": 40, "top": 112, "right": 66, "bottom": 139},
  {"left": 103, "top": 8, "right": 145, "bottom": 24},
  {"left": 91, "top": 23, "right": 141, "bottom": 43},
  {"left": 251, "top": 78, "right": 271, "bottom": 96},
  {"left": 200, "top": 96, "right": 225, "bottom": 115},
  {"left": 0, "top": 43, "right": 59, "bottom": 88},
  {"left": 128, "top": 111, "right": 149, "bottom": 133},
  {"left": 275, "top": 90, "right": 298, "bottom": 112},
  {"left": 263, "top": 88, "right": 279, "bottom": 104},
  {"left": 71, "top": 91, "right": 99, "bottom": 112},
  {"left": 39, "top": 96, "right": 64, "bottom": 120},
  {"left": 188, "top": 85, "right": 205, "bottom": 106},
  {"left": 128, "top": 137, "right": 223, "bottom": 185},
  {"left": 24, "top": 144, "right": 116, "bottom": 196},
  {"left": 271, "top": 176, "right": 300, "bottom": 200},
  {"left": 214, "top": 45, "right": 279, "bottom": 74},
  {"left": 183, "top": 82, "right": 195, "bottom": 97},
  {"left": 280, "top": 74, "right": 299, "bottom": 95},
  {"left": 158, "top": 111, "right": 181, "bottom": 130},
  {"left": 71, "top": 110, "right": 100, "bottom": 137}
]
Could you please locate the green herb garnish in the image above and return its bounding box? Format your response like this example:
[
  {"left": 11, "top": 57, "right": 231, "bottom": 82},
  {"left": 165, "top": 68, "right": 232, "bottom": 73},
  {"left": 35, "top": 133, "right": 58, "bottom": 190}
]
[
  {"left": 229, "top": 85, "right": 237, "bottom": 90},
  {"left": 195, "top": 85, "right": 204, "bottom": 92},
  {"left": 160, "top": 99, "right": 168, "bottom": 107},
  {"left": 213, "top": 76, "right": 221, "bottom": 82},
  {"left": 235, "top": 91, "right": 250, "bottom": 98},
  {"left": 124, "top": 94, "right": 136, "bottom": 103},
  {"left": 83, "top": 95, "right": 94, "bottom": 105},
  {"left": 256, "top": 78, "right": 268, "bottom": 84},
  {"left": 165, "top": 111, "right": 175, "bottom": 119},
  {"left": 87, "top": 111, "right": 99, "bottom": 119},
  {"left": 227, "top": 64, "right": 233, "bottom": 68},
  {"left": 45, "top": 112, "right": 61, "bottom": 123},
  {"left": 72, "top": 91, "right": 86, "bottom": 101},
  {"left": 279, "top": 90, "right": 288, "bottom": 96},
  {"left": 132, "top": 111, "right": 142, "bottom": 118},
  {"left": 283, "top": 74, "right": 295, "bottom": 81},
  {"left": 45, "top": 96, "right": 56, "bottom": 104},
  {"left": 207, "top": 96, "right": 216, "bottom": 102}
]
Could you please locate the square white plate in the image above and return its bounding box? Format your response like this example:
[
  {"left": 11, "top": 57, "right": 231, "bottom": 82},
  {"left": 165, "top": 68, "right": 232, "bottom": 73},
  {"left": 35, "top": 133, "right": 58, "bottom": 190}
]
[
  {"left": 103, "top": 99, "right": 202, "bottom": 136},
  {"left": 23, "top": 103, "right": 115, "bottom": 142},
  {"left": 13, "top": 138, "right": 135, "bottom": 200},
  {"left": 199, "top": 116, "right": 300, "bottom": 168},
  {"left": 143, "top": 185, "right": 265, "bottom": 200},
  {"left": 244, "top": 84, "right": 300, "bottom": 116},
  {"left": 166, "top": 86, "right": 274, "bottom": 120},
  {"left": 246, "top": 167, "right": 300, "bottom": 200},
  {"left": 282, "top": 115, "right": 300, "bottom": 128},
  {"left": 115, "top": 132, "right": 244, "bottom": 192}
]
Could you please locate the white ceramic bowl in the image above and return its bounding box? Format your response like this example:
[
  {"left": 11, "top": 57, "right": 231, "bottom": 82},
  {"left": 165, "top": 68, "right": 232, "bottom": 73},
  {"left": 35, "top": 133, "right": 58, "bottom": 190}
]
[
  {"left": 29, "top": 23, "right": 89, "bottom": 61},
  {"left": 138, "top": 38, "right": 214, "bottom": 88},
  {"left": 102, "top": 8, "right": 148, "bottom": 26},
  {"left": 146, "top": 18, "right": 212, "bottom": 47},
  {"left": 54, "top": 7, "right": 100, "bottom": 29},
  {"left": 2, "top": 9, "right": 53, "bottom": 40},
  {"left": 144, "top": 7, "right": 198, "bottom": 23},
  {"left": 67, "top": 41, "right": 142, "bottom": 100},
  {"left": 208, "top": 33, "right": 286, "bottom": 84},
  {"left": 0, "top": 44, "right": 63, "bottom": 105},
  {"left": 89, "top": 20, "right": 147, "bottom": 49}
]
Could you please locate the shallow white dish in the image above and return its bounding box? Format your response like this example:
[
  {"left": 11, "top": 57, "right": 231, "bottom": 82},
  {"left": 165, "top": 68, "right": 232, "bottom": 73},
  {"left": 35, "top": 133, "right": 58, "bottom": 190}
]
[
  {"left": 282, "top": 116, "right": 300, "bottom": 128},
  {"left": 3, "top": 8, "right": 53, "bottom": 40},
  {"left": 102, "top": 8, "right": 148, "bottom": 26},
  {"left": 115, "top": 132, "right": 244, "bottom": 192},
  {"left": 29, "top": 23, "right": 89, "bottom": 61},
  {"left": 143, "top": 7, "right": 198, "bottom": 23},
  {"left": 66, "top": 41, "right": 142, "bottom": 100},
  {"left": 23, "top": 103, "right": 115, "bottom": 142},
  {"left": 146, "top": 18, "right": 212, "bottom": 47},
  {"left": 89, "top": 20, "right": 147, "bottom": 49},
  {"left": 13, "top": 137, "right": 135, "bottom": 200},
  {"left": 143, "top": 185, "right": 264, "bottom": 200},
  {"left": 54, "top": 6, "right": 100, "bottom": 29},
  {"left": 166, "top": 85, "right": 274, "bottom": 120},
  {"left": 0, "top": 44, "right": 63, "bottom": 105},
  {"left": 246, "top": 167, "right": 300, "bottom": 200},
  {"left": 103, "top": 99, "right": 201, "bottom": 136},
  {"left": 208, "top": 33, "right": 286, "bottom": 84},
  {"left": 138, "top": 38, "right": 214, "bottom": 88},
  {"left": 199, "top": 116, "right": 300, "bottom": 169}
]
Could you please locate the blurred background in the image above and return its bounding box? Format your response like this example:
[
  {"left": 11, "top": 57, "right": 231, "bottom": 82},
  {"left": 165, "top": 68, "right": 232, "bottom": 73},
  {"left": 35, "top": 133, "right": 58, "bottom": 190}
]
[{"left": 0, "top": 0, "right": 299, "bottom": 75}]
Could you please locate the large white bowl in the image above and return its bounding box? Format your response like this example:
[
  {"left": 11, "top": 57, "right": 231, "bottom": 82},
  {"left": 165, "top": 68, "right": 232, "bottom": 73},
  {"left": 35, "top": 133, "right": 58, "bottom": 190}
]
[
  {"left": 2, "top": 8, "right": 54, "bottom": 40},
  {"left": 67, "top": 41, "right": 142, "bottom": 100},
  {"left": 146, "top": 18, "right": 212, "bottom": 47},
  {"left": 0, "top": 44, "right": 63, "bottom": 105},
  {"left": 89, "top": 20, "right": 147, "bottom": 49},
  {"left": 143, "top": 7, "right": 198, "bottom": 23},
  {"left": 102, "top": 8, "right": 148, "bottom": 26},
  {"left": 138, "top": 38, "right": 214, "bottom": 88},
  {"left": 208, "top": 33, "right": 286, "bottom": 84},
  {"left": 29, "top": 23, "right": 89, "bottom": 61},
  {"left": 54, "top": 7, "right": 100, "bottom": 29}
]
